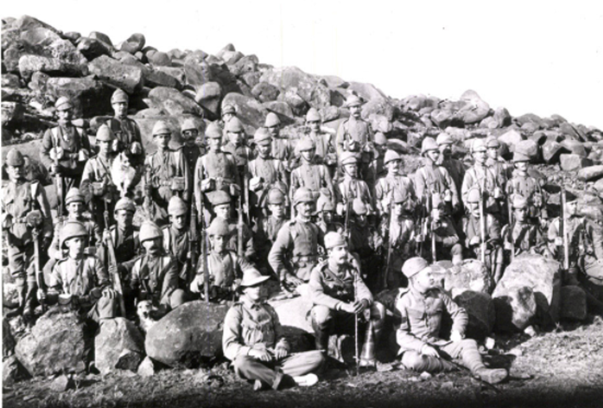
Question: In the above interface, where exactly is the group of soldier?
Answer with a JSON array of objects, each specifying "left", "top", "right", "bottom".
[{"left": 3, "top": 87, "right": 603, "bottom": 391}]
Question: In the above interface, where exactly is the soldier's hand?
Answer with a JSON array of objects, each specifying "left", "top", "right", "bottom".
[
  {"left": 340, "top": 302, "right": 357, "bottom": 314},
  {"left": 504, "top": 241, "right": 513, "bottom": 251},
  {"left": 421, "top": 344, "right": 440, "bottom": 358},
  {"left": 42, "top": 235, "right": 53, "bottom": 252},
  {"left": 51, "top": 165, "right": 61, "bottom": 175},
  {"left": 470, "top": 236, "right": 481, "bottom": 246},
  {"left": 108, "top": 264, "right": 118, "bottom": 278},
  {"left": 37, "top": 289, "right": 46, "bottom": 302},
  {"left": 336, "top": 203, "right": 345, "bottom": 217},
  {"left": 249, "top": 348, "right": 272, "bottom": 362},
  {"left": 103, "top": 230, "right": 112, "bottom": 244},
  {"left": 415, "top": 235, "right": 424, "bottom": 243},
  {"left": 555, "top": 237, "right": 563, "bottom": 247},
  {"left": 274, "top": 346, "right": 288, "bottom": 360},
  {"left": 450, "top": 331, "right": 463, "bottom": 343},
  {"left": 229, "top": 184, "right": 241, "bottom": 197},
  {"left": 353, "top": 299, "right": 369, "bottom": 314},
  {"left": 189, "top": 276, "right": 201, "bottom": 293}
]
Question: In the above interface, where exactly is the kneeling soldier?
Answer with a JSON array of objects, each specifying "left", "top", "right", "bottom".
[
  {"left": 309, "top": 232, "right": 386, "bottom": 367},
  {"left": 48, "top": 221, "right": 119, "bottom": 321},
  {"left": 396, "top": 257, "right": 508, "bottom": 384},
  {"left": 223, "top": 268, "right": 324, "bottom": 390}
]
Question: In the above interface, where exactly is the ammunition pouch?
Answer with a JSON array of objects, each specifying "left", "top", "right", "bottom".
[{"left": 171, "top": 177, "right": 186, "bottom": 192}]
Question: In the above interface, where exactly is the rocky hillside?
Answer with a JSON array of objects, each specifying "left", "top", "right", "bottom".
[{"left": 2, "top": 15, "right": 603, "bottom": 175}]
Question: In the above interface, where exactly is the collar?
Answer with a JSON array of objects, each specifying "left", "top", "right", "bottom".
[{"left": 242, "top": 296, "right": 264, "bottom": 310}]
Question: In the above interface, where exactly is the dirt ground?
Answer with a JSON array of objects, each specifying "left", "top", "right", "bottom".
[{"left": 4, "top": 315, "right": 603, "bottom": 408}]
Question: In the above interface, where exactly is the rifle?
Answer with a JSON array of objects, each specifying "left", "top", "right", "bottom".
[
  {"left": 238, "top": 193, "right": 245, "bottom": 259},
  {"left": 143, "top": 165, "right": 154, "bottom": 221},
  {"left": 243, "top": 171, "right": 251, "bottom": 224},
  {"left": 353, "top": 272, "right": 360, "bottom": 376},
  {"left": 429, "top": 193, "right": 437, "bottom": 262},
  {"left": 507, "top": 194, "right": 514, "bottom": 262},
  {"left": 561, "top": 186, "right": 570, "bottom": 270},
  {"left": 52, "top": 138, "right": 63, "bottom": 218},
  {"left": 188, "top": 200, "right": 199, "bottom": 286},
  {"left": 30, "top": 216, "right": 47, "bottom": 313},
  {"left": 197, "top": 195, "right": 210, "bottom": 304},
  {"left": 479, "top": 183, "right": 487, "bottom": 264},
  {"left": 383, "top": 190, "right": 395, "bottom": 290},
  {"left": 104, "top": 198, "right": 127, "bottom": 317}
]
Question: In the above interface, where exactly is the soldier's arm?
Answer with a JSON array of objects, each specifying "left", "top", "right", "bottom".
[
  {"left": 47, "top": 224, "right": 62, "bottom": 260},
  {"left": 49, "top": 262, "right": 63, "bottom": 293},
  {"left": 39, "top": 130, "right": 55, "bottom": 170},
  {"left": 589, "top": 222, "right": 603, "bottom": 260},
  {"left": 441, "top": 292, "right": 468, "bottom": 336},
  {"left": 354, "top": 270, "right": 374, "bottom": 305},
  {"left": 308, "top": 267, "right": 342, "bottom": 310},
  {"left": 178, "top": 151, "right": 191, "bottom": 202},
  {"left": 460, "top": 171, "right": 474, "bottom": 209},
  {"left": 162, "top": 256, "right": 180, "bottom": 296},
  {"left": 412, "top": 170, "right": 426, "bottom": 203},
  {"left": 440, "top": 221, "right": 460, "bottom": 247},
  {"left": 442, "top": 167, "right": 460, "bottom": 210},
  {"left": 35, "top": 182, "right": 53, "bottom": 238},
  {"left": 321, "top": 165, "right": 335, "bottom": 198},
  {"left": 395, "top": 296, "right": 427, "bottom": 352},
  {"left": 222, "top": 306, "right": 250, "bottom": 361},
  {"left": 193, "top": 157, "right": 203, "bottom": 215},
  {"left": 488, "top": 215, "right": 502, "bottom": 243},
  {"left": 94, "top": 257, "right": 111, "bottom": 289},
  {"left": 268, "top": 305, "right": 290, "bottom": 352},
  {"left": 268, "top": 225, "right": 292, "bottom": 279}
]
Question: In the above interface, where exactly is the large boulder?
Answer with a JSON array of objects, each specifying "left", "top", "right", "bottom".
[
  {"left": 45, "top": 77, "right": 113, "bottom": 118},
  {"left": 560, "top": 286, "right": 587, "bottom": 321},
  {"left": 119, "top": 33, "right": 146, "bottom": 54},
  {"left": 88, "top": 55, "right": 144, "bottom": 93},
  {"left": 560, "top": 154, "right": 592, "bottom": 172},
  {"left": 498, "top": 129, "right": 524, "bottom": 149},
  {"left": 89, "top": 31, "right": 113, "bottom": 46},
  {"left": 77, "top": 37, "right": 113, "bottom": 60},
  {"left": 578, "top": 165, "right": 603, "bottom": 182},
  {"left": 348, "top": 82, "right": 386, "bottom": 102},
  {"left": 19, "top": 27, "right": 61, "bottom": 46},
  {"left": 15, "top": 311, "right": 87, "bottom": 376},
  {"left": 184, "top": 58, "right": 213, "bottom": 88},
  {"left": 194, "top": 81, "right": 222, "bottom": 117},
  {"left": 3, "top": 355, "right": 31, "bottom": 385},
  {"left": 18, "top": 55, "right": 86, "bottom": 80},
  {"left": 456, "top": 90, "right": 491, "bottom": 125},
  {"left": 261, "top": 66, "right": 331, "bottom": 111},
  {"left": 3, "top": 318, "right": 16, "bottom": 359},
  {"left": 362, "top": 97, "right": 395, "bottom": 122},
  {"left": 252, "top": 82, "right": 280, "bottom": 103},
  {"left": 492, "top": 254, "right": 561, "bottom": 332},
  {"left": 143, "top": 67, "right": 182, "bottom": 89},
  {"left": 221, "top": 92, "right": 268, "bottom": 133},
  {"left": 95, "top": 318, "right": 145, "bottom": 375},
  {"left": 145, "top": 301, "right": 228, "bottom": 368},
  {"left": 147, "top": 87, "right": 203, "bottom": 117},
  {"left": 270, "top": 295, "right": 314, "bottom": 352},
  {"left": 277, "top": 89, "right": 308, "bottom": 116},
  {"left": 454, "top": 291, "right": 495, "bottom": 341}
]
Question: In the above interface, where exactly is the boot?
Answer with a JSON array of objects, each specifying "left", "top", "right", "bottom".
[{"left": 473, "top": 367, "right": 508, "bottom": 384}]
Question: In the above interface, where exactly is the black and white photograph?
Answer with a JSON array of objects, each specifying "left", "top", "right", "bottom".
[{"left": 1, "top": 1, "right": 602, "bottom": 407}]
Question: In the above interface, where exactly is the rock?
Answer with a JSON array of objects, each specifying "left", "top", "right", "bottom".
[
  {"left": 261, "top": 66, "right": 331, "bottom": 111},
  {"left": 145, "top": 301, "right": 228, "bottom": 368},
  {"left": 3, "top": 318, "right": 16, "bottom": 359},
  {"left": 154, "top": 66, "right": 186, "bottom": 84},
  {"left": 20, "top": 27, "right": 61, "bottom": 46},
  {"left": 221, "top": 92, "right": 268, "bottom": 132},
  {"left": 362, "top": 97, "right": 395, "bottom": 122},
  {"left": 578, "top": 165, "right": 603, "bottom": 182},
  {"left": 560, "top": 122, "right": 584, "bottom": 141},
  {"left": 18, "top": 55, "right": 86, "bottom": 80},
  {"left": 88, "top": 55, "right": 145, "bottom": 94},
  {"left": 560, "top": 154, "right": 592, "bottom": 172},
  {"left": 149, "top": 51, "right": 171, "bottom": 67},
  {"left": 1, "top": 102, "right": 25, "bottom": 126},
  {"left": 454, "top": 291, "right": 495, "bottom": 341},
  {"left": 2, "top": 355, "right": 31, "bottom": 385},
  {"left": 485, "top": 107, "right": 511, "bottom": 129},
  {"left": 321, "top": 106, "right": 341, "bottom": 123},
  {"left": 12, "top": 15, "right": 59, "bottom": 33},
  {"left": 252, "top": 82, "right": 280, "bottom": 103},
  {"left": 194, "top": 82, "right": 222, "bottom": 117},
  {"left": 143, "top": 68, "right": 182, "bottom": 89},
  {"left": 147, "top": 87, "right": 202, "bottom": 117},
  {"left": 457, "top": 90, "right": 491, "bottom": 124},
  {"left": 515, "top": 139, "right": 539, "bottom": 160},
  {"left": 120, "top": 33, "right": 146, "bottom": 54},
  {"left": 50, "top": 374, "right": 75, "bottom": 392},
  {"left": 437, "top": 259, "right": 493, "bottom": 298},
  {"left": 516, "top": 113, "right": 545, "bottom": 129},
  {"left": 77, "top": 37, "right": 113, "bottom": 60},
  {"left": 542, "top": 141, "right": 567, "bottom": 164},
  {"left": 3, "top": 45, "right": 26, "bottom": 73},
  {"left": 89, "top": 31, "right": 113, "bottom": 46},
  {"left": 45, "top": 77, "right": 113, "bottom": 118},
  {"left": 498, "top": 129, "right": 524, "bottom": 150},
  {"left": 15, "top": 311, "right": 87, "bottom": 377},
  {"left": 95, "top": 318, "right": 145, "bottom": 375},
  {"left": 560, "top": 286, "right": 587, "bottom": 321},
  {"left": 561, "top": 139, "right": 587, "bottom": 157},
  {"left": 348, "top": 82, "right": 386, "bottom": 102},
  {"left": 46, "top": 38, "right": 89, "bottom": 67},
  {"left": 137, "top": 356, "right": 156, "bottom": 377},
  {"left": 230, "top": 54, "right": 259, "bottom": 76},
  {"left": 271, "top": 295, "right": 314, "bottom": 352},
  {"left": 430, "top": 108, "right": 455, "bottom": 128},
  {"left": 277, "top": 89, "right": 308, "bottom": 116},
  {"left": 492, "top": 254, "right": 561, "bottom": 332},
  {"left": 184, "top": 58, "right": 213, "bottom": 88},
  {"left": 263, "top": 101, "right": 295, "bottom": 123},
  {"left": 241, "top": 71, "right": 263, "bottom": 89},
  {"left": 1, "top": 73, "right": 21, "bottom": 88}
]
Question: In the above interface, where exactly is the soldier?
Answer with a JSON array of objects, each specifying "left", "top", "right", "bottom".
[
  {"left": 2, "top": 149, "right": 53, "bottom": 320},
  {"left": 290, "top": 138, "right": 335, "bottom": 204},
  {"left": 128, "top": 221, "right": 187, "bottom": 316},
  {"left": 48, "top": 221, "right": 119, "bottom": 321},
  {"left": 507, "top": 150, "right": 547, "bottom": 225},
  {"left": 253, "top": 188, "right": 288, "bottom": 273},
  {"left": 347, "top": 200, "right": 381, "bottom": 289},
  {"left": 366, "top": 131, "right": 389, "bottom": 189},
  {"left": 194, "top": 122, "right": 241, "bottom": 219},
  {"left": 223, "top": 268, "right": 323, "bottom": 391},
  {"left": 396, "top": 257, "right": 508, "bottom": 384},
  {"left": 223, "top": 117, "right": 254, "bottom": 181},
  {"left": 304, "top": 108, "right": 337, "bottom": 169},
  {"left": 315, "top": 195, "right": 343, "bottom": 235},
  {"left": 418, "top": 195, "right": 463, "bottom": 265},
  {"left": 463, "top": 188, "right": 504, "bottom": 282},
  {"left": 40, "top": 97, "right": 91, "bottom": 213},
  {"left": 502, "top": 195, "right": 550, "bottom": 258},
  {"left": 309, "top": 232, "right": 386, "bottom": 367},
  {"left": 336, "top": 95, "right": 374, "bottom": 179},
  {"left": 80, "top": 125, "right": 120, "bottom": 230},
  {"left": 336, "top": 152, "right": 374, "bottom": 216},
  {"left": 190, "top": 218, "right": 253, "bottom": 303},
  {"left": 269, "top": 187, "right": 325, "bottom": 289},
  {"left": 265, "top": 113, "right": 294, "bottom": 167},
  {"left": 248, "top": 128, "right": 288, "bottom": 220},
  {"left": 143, "top": 121, "right": 190, "bottom": 223},
  {"left": 221, "top": 104, "right": 237, "bottom": 125},
  {"left": 374, "top": 150, "right": 417, "bottom": 217},
  {"left": 106, "top": 89, "right": 144, "bottom": 166},
  {"left": 461, "top": 139, "right": 503, "bottom": 215},
  {"left": 162, "top": 196, "right": 193, "bottom": 286},
  {"left": 209, "top": 190, "right": 255, "bottom": 262},
  {"left": 179, "top": 118, "right": 204, "bottom": 189},
  {"left": 572, "top": 206, "right": 603, "bottom": 306},
  {"left": 414, "top": 137, "right": 460, "bottom": 218},
  {"left": 436, "top": 132, "right": 464, "bottom": 209},
  {"left": 380, "top": 189, "right": 417, "bottom": 288},
  {"left": 485, "top": 136, "right": 510, "bottom": 194}
]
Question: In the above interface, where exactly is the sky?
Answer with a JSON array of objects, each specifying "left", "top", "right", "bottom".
[{"left": 4, "top": 1, "right": 603, "bottom": 129}]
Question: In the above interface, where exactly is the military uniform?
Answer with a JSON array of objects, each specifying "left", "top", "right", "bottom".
[
  {"left": 223, "top": 270, "right": 324, "bottom": 390},
  {"left": 503, "top": 219, "right": 549, "bottom": 257},
  {"left": 336, "top": 96, "right": 373, "bottom": 158},
  {"left": 144, "top": 148, "right": 190, "bottom": 207},
  {"left": 436, "top": 133, "right": 464, "bottom": 208},
  {"left": 374, "top": 151, "right": 417, "bottom": 216},
  {"left": 380, "top": 203, "right": 416, "bottom": 288},
  {"left": 106, "top": 89, "right": 145, "bottom": 166},
  {"left": 507, "top": 152, "right": 547, "bottom": 223}
]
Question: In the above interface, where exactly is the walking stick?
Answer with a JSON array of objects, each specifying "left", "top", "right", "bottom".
[
  {"left": 479, "top": 183, "right": 487, "bottom": 264},
  {"left": 353, "top": 274, "right": 360, "bottom": 376}
]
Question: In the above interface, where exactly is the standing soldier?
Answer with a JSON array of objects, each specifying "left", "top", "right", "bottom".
[
  {"left": 2, "top": 149, "right": 53, "bottom": 321},
  {"left": 106, "top": 89, "right": 144, "bottom": 166},
  {"left": 461, "top": 139, "right": 503, "bottom": 217},
  {"left": 290, "top": 138, "right": 335, "bottom": 204},
  {"left": 436, "top": 132, "right": 464, "bottom": 209},
  {"left": 179, "top": 118, "right": 204, "bottom": 190},
  {"left": 223, "top": 117, "right": 254, "bottom": 181},
  {"left": 269, "top": 188, "right": 325, "bottom": 290},
  {"left": 347, "top": 200, "right": 381, "bottom": 288},
  {"left": 414, "top": 137, "right": 460, "bottom": 218},
  {"left": 485, "top": 136, "right": 510, "bottom": 194},
  {"left": 336, "top": 152, "right": 374, "bottom": 216},
  {"left": 396, "top": 257, "right": 508, "bottom": 384},
  {"left": 40, "top": 97, "right": 91, "bottom": 214},
  {"left": 194, "top": 122, "right": 241, "bottom": 220},
  {"left": 253, "top": 188, "right": 288, "bottom": 274},
  {"left": 143, "top": 121, "right": 190, "bottom": 224},
  {"left": 221, "top": 104, "right": 237, "bottom": 126},
  {"left": 463, "top": 188, "right": 504, "bottom": 282},
  {"left": 127, "top": 221, "right": 187, "bottom": 316},
  {"left": 418, "top": 196, "right": 463, "bottom": 265},
  {"left": 374, "top": 150, "right": 417, "bottom": 218},
  {"left": 309, "top": 232, "right": 386, "bottom": 367},
  {"left": 265, "top": 113, "right": 295, "bottom": 168},
  {"left": 336, "top": 95, "right": 374, "bottom": 179},
  {"left": 304, "top": 108, "right": 337, "bottom": 170},
  {"left": 248, "top": 128, "right": 288, "bottom": 220},
  {"left": 507, "top": 150, "right": 547, "bottom": 225},
  {"left": 502, "top": 195, "right": 550, "bottom": 258},
  {"left": 367, "top": 132, "right": 389, "bottom": 190},
  {"left": 162, "top": 196, "right": 193, "bottom": 287},
  {"left": 81, "top": 125, "right": 120, "bottom": 230}
]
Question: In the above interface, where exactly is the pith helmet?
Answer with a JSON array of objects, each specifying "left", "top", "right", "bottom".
[
  {"left": 421, "top": 137, "right": 438, "bottom": 154},
  {"left": 305, "top": 108, "right": 321, "bottom": 122},
  {"left": 65, "top": 188, "right": 85, "bottom": 205},
  {"left": 512, "top": 194, "right": 528, "bottom": 209},
  {"left": 55, "top": 97, "right": 72, "bottom": 111},
  {"left": 96, "top": 124, "right": 115, "bottom": 142},
  {"left": 324, "top": 232, "right": 347, "bottom": 249},
  {"left": 471, "top": 138, "right": 486, "bottom": 153},
  {"left": 168, "top": 196, "right": 188, "bottom": 216},
  {"left": 266, "top": 188, "right": 286, "bottom": 205},
  {"left": 436, "top": 132, "right": 453, "bottom": 145},
  {"left": 293, "top": 187, "right": 315, "bottom": 206},
  {"left": 111, "top": 89, "right": 129, "bottom": 104},
  {"left": 402, "top": 257, "right": 429, "bottom": 278},
  {"left": 209, "top": 190, "right": 231, "bottom": 206},
  {"left": 114, "top": 197, "right": 136, "bottom": 213},
  {"left": 6, "top": 149, "right": 25, "bottom": 167},
  {"left": 345, "top": 95, "right": 363, "bottom": 107},
  {"left": 374, "top": 132, "right": 388, "bottom": 146},
  {"left": 340, "top": 151, "right": 358, "bottom": 165},
  {"left": 181, "top": 118, "right": 198, "bottom": 133},
  {"left": 207, "top": 217, "right": 230, "bottom": 236},
  {"left": 222, "top": 104, "right": 236, "bottom": 116},
  {"left": 297, "top": 137, "right": 316, "bottom": 152},
  {"left": 152, "top": 120, "right": 171, "bottom": 136},
  {"left": 140, "top": 221, "right": 163, "bottom": 242},
  {"left": 316, "top": 194, "right": 335, "bottom": 212},
  {"left": 512, "top": 151, "right": 530, "bottom": 163},
  {"left": 265, "top": 112, "right": 280, "bottom": 127},
  {"left": 225, "top": 117, "right": 244, "bottom": 133},
  {"left": 254, "top": 128, "right": 272, "bottom": 145},
  {"left": 486, "top": 136, "right": 500, "bottom": 148},
  {"left": 205, "top": 122, "right": 223, "bottom": 139},
  {"left": 384, "top": 150, "right": 401, "bottom": 164},
  {"left": 466, "top": 188, "right": 481, "bottom": 204},
  {"left": 60, "top": 221, "right": 88, "bottom": 249},
  {"left": 240, "top": 268, "right": 270, "bottom": 287}
]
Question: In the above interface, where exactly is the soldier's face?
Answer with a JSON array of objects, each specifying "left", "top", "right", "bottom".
[
  {"left": 426, "top": 150, "right": 440, "bottom": 163},
  {"left": 142, "top": 237, "right": 161, "bottom": 255},
  {"left": 228, "top": 131, "right": 243, "bottom": 145},
  {"left": 567, "top": 201, "right": 579, "bottom": 216},
  {"left": 68, "top": 202, "right": 85, "bottom": 217},
  {"left": 301, "top": 149, "right": 314, "bottom": 161},
  {"left": 214, "top": 204, "right": 231, "bottom": 220},
  {"left": 413, "top": 267, "right": 436, "bottom": 291},
  {"left": 223, "top": 113, "right": 235, "bottom": 122},
  {"left": 322, "top": 210, "right": 334, "bottom": 223},
  {"left": 65, "top": 236, "right": 85, "bottom": 258},
  {"left": 115, "top": 210, "right": 133, "bottom": 228},
  {"left": 183, "top": 130, "right": 198, "bottom": 144},
  {"left": 256, "top": 143, "right": 271, "bottom": 157},
  {"left": 329, "top": 245, "right": 349, "bottom": 265},
  {"left": 344, "top": 163, "right": 358, "bottom": 177},
  {"left": 297, "top": 201, "right": 314, "bottom": 218},
  {"left": 515, "top": 162, "right": 528, "bottom": 172},
  {"left": 155, "top": 134, "right": 170, "bottom": 149},
  {"left": 394, "top": 202, "right": 404, "bottom": 217},
  {"left": 210, "top": 235, "right": 226, "bottom": 252},
  {"left": 386, "top": 160, "right": 400, "bottom": 174},
  {"left": 487, "top": 147, "right": 498, "bottom": 160},
  {"left": 269, "top": 204, "right": 284, "bottom": 219},
  {"left": 474, "top": 150, "right": 487, "bottom": 164},
  {"left": 98, "top": 140, "right": 112, "bottom": 155},
  {"left": 57, "top": 108, "right": 72, "bottom": 122},
  {"left": 209, "top": 137, "right": 221, "bottom": 150},
  {"left": 7, "top": 165, "right": 25, "bottom": 181},
  {"left": 355, "top": 214, "right": 367, "bottom": 226},
  {"left": 266, "top": 125, "right": 279, "bottom": 137},
  {"left": 307, "top": 120, "right": 320, "bottom": 132},
  {"left": 515, "top": 207, "right": 527, "bottom": 222},
  {"left": 243, "top": 283, "right": 264, "bottom": 302},
  {"left": 171, "top": 214, "right": 186, "bottom": 230},
  {"left": 349, "top": 105, "right": 361, "bottom": 118},
  {"left": 439, "top": 144, "right": 452, "bottom": 157},
  {"left": 112, "top": 102, "right": 127, "bottom": 118}
]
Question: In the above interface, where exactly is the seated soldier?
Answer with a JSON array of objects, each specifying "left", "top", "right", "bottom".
[
  {"left": 462, "top": 188, "right": 504, "bottom": 282},
  {"left": 309, "top": 232, "right": 386, "bottom": 367},
  {"left": 418, "top": 195, "right": 463, "bottom": 265},
  {"left": 190, "top": 218, "right": 253, "bottom": 303},
  {"left": 252, "top": 188, "right": 288, "bottom": 274},
  {"left": 209, "top": 190, "right": 255, "bottom": 262},
  {"left": 396, "top": 257, "right": 508, "bottom": 384},
  {"left": 162, "top": 196, "right": 193, "bottom": 286},
  {"left": 347, "top": 200, "right": 381, "bottom": 289},
  {"left": 223, "top": 268, "right": 324, "bottom": 391},
  {"left": 127, "top": 221, "right": 187, "bottom": 317},
  {"left": 47, "top": 221, "right": 119, "bottom": 322},
  {"left": 502, "top": 194, "right": 551, "bottom": 259}
]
